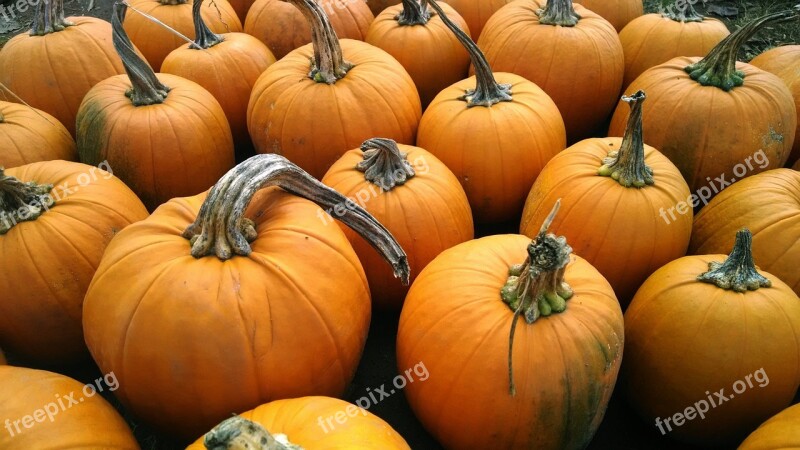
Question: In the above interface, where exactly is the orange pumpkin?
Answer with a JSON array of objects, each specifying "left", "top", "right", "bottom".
[
  {"left": 397, "top": 202, "right": 624, "bottom": 449},
  {"left": 227, "top": 0, "right": 257, "bottom": 22},
  {"left": 322, "top": 138, "right": 473, "bottom": 309},
  {"left": 443, "top": 0, "right": 513, "bottom": 39},
  {"left": 624, "top": 229, "right": 800, "bottom": 446},
  {"left": 0, "top": 161, "right": 147, "bottom": 367},
  {"left": 244, "top": 0, "right": 373, "bottom": 59},
  {"left": 740, "top": 403, "right": 800, "bottom": 450},
  {"left": 77, "top": 3, "right": 235, "bottom": 211},
  {"left": 0, "top": 0, "right": 126, "bottom": 137},
  {"left": 366, "top": 0, "right": 398, "bottom": 15},
  {"left": 0, "top": 101, "right": 76, "bottom": 168},
  {"left": 575, "top": 0, "right": 642, "bottom": 32},
  {"left": 186, "top": 397, "right": 410, "bottom": 449},
  {"left": 83, "top": 154, "right": 409, "bottom": 440},
  {"left": 478, "top": 0, "right": 624, "bottom": 144}
]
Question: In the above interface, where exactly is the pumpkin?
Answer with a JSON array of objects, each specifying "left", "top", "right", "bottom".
[
  {"left": 227, "top": 0, "right": 257, "bottom": 22},
  {"left": 162, "top": 0, "right": 276, "bottom": 159},
  {"left": 186, "top": 397, "right": 410, "bottom": 449},
  {"left": 397, "top": 202, "right": 624, "bottom": 449},
  {"left": 750, "top": 45, "right": 800, "bottom": 165},
  {"left": 244, "top": 0, "right": 373, "bottom": 60},
  {"left": 83, "top": 154, "right": 409, "bottom": 440},
  {"left": 247, "top": 0, "right": 420, "bottom": 180},
  {"left": 690, "top": 169, "right": 800, "bottom": 296},
  {"left": 575, "top": 0, "right": 642, "bottom": 32},
  {"left": 321, "top": 138, "right": 473, "bottom": 309},
  {"left": 417, "top": 0, "right": 565, "bottom": 224},
  {"left": 365, "top": 0, "right": 471, "bottom": 109},
  {"left": 0, "top": 365, "right": 139, "bottom": 449},
  {"left": 619, "top": 3, "right": 729, "bottom": 88},
  {"left": 623, "top": 229, "right": 800, "bottom": 446},
  {"left": 122, "top": 0, "right": 242, "bottom": 71},
  {"left": 478, "top": 0, "right": 624, "bottom": 144},
  {"left": 77, "top": 3, "right": 235, "bottom": 211},
  {"left": 0, "top": 101, "right": 76, "bottom": 168},
  {"left": 366, "top": 0, "right": 399, "bottom": 16},
  {"left": 0, "top": 161, "right": 147, "bottom": 367},
  {"left": 443, "top": 0, "right": 512, "bottom": 39},
  {"left": 520, "top": 91, "right": 691, "bottom": 306},
  {"left": 740, "top": 403, "right": 800, "bottom": 450},
  {"left": 608, "top": 12, "right": 797, "bottom": 193},
  {"left": 0, "top": 0, "right": 126, "bottom": 137}
]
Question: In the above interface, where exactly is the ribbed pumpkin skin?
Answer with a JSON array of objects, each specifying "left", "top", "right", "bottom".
[
  {"left": 321, "top": 146, "right": 473, "bottom": 309},
  {"left": 76, "top": 73, "right": 235, "bottom": 211},
  {"left": 367, "top": 0, "right": 399, "bottom": 15},
  {"left": 751, "top": 45, "right": 800, "bottom": 165},
  {"left": 478, "top": 1, "right": 624, "bottom": 144},
  {"left": 162, "top": 33, "right": 276, "bottom": 148},
  {"left": 83, "top": 189, "right": 371, "bottom": 440},
  {"left": 0, "top": 17, "right": 125, "bottom": 137},
  {"left": 619, "top": 13, "right": 729, "bottom": 88},
  {"left": 740, "top": 403, "right": 800, "bottom": 450},
  {"left": 122, "top": 0, "right": 242, "bottom": 71},
  {"left": 520, "top": 140, "right": 691, "bottom": 305},
  {"left": 608, "top": 58, "right": 796, "bottom": 192},
  {"left": 366, "top": 3, "right": 470, "bottom": 109},
  {"left": 623, "top": 256, "right": 800, "bottom": 446},
  {"left": 248, "top": 40, "right": 421, "bottom": 180},
  {"left": 0, "top": 366, "right": 139, "bottom": 449},
  {"left": 0, "top": 101, "right": 76, "bottom": 168},
  {"left": 0, "top": 161, "right": 147, "bottom": 366},
  {"left": 690, "top": 169, "right": 800, "bottom": 296},
  {"left": 244, "top": 0, "right": 373, "bottom": 59},
  {"left": 397, "top": 235, "right": 623, "bottom": 450},
  {"left": 186, "top": 397, "right": 410, "bottom": 449},
  {"left": 443, "top": 0, "right": 513, "bottom": 39},
  {"left": 575, "top": 0, "right": 643, "bottom": 32}
]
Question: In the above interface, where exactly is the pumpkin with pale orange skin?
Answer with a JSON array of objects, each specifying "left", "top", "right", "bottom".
[
  {"left": 740, "top": 403, "right": 800, "bottom": 450},
  {"left": 576, "top": 0, "right": 642, "bottom": 32},
  {"left": 0, "top": 101, "right": 75, "bottom": 168}
]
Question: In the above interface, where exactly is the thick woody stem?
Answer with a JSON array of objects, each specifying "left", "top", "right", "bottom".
[
  {"left": 537, "top": 0, "right": 580, "bottom": 27},
  {"left": 191, "top": 0, "right": 224, "bottom": 49},
  {"left": 598, "top": 91, "right": 654, "bottom": 187},
  {"left": 697, "top": 229, "right": 771, "bottom": 292},
  {"left": 31, "top": 0, "right": 73, "bottom": 36},
  {"left": 204, "top": 416, "right": 304, "bottom": 450},
  {"left": 0, "top": 168, "right": 54, "bottom": 235},
  {"left": 356, "top": 138, "right": 415, "bottom": 191},
  {"left": 396, "top": 0, "right": 430, "bottom": 25},
  {"left": 284, "top": 0, "right": 353, "bottom": 84}
]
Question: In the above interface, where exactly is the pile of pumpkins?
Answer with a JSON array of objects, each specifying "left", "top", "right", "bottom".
[{"left": 0, "top": 0, "right": 799, "bottom": 447}]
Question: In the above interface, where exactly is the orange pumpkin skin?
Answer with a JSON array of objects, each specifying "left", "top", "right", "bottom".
[
  {"left": 751, "top": 45, "right": 800, "bottom": 164},
  {"left": 740, "top": 403, "right": 800, "bottom": 450},
  {"left": 248, "top": 40, "right": 421, "bottom": 180},
  {"left": 122, "top": 0, "right": 242, "bottom": 71},
  {"left": 478, "top": 1, "right": 624, "bottom": 144},
  {"left": 397, "top": 235, "right": 623, "bottom": 449},
  {"left": 0, "top": 366, "right": 139, "bottom": 449},
  {"left": 690, "top": 169, "right": 800, "bottom": 296},
  {"left": 0, "top": 17, "right": 125, "bottom": 137},
  {"left": 321, "top": 145, "right": 473, "bottom": 309},
  {"left": 623, "top": 256, "right": 800, "bottom": 446},
  {"left": 77, "top": 73, "right": 235, "bottom": 211},
  {"left": 227, "top": 0, "right": 257, "bottom": 22},
  {"left": 83, "top": 189, "right": 371, "bottom": 440},
  {"left": 0, "top": 101, "right": 76, "bottom": 168},
  {"left": 366, "top": 0, "right": 399, "bottom": 16},
  {"left": 443, "top": 0, "right": 513, "bottom": 39},
  {"left": 186, "top": 397, "right": 410, "bottom": 449},
  {"left": 0, "top": 161, "right": 147, "bottom": 367},
  {"left": 575, "top": 0, "right": 643, "bottom": 32},
  {"left": 795, "top": 158, "right": 800, "bottom": 170},
  {"left": 619, "top": 13, "right": 729, "bottom": 88},
  {"left": 244, "top": 0, "right": 373, "bottom": 59}
]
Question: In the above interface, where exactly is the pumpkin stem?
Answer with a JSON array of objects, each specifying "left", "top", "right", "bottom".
[
  {"left": 501, "top": 199, "right": 573, "bottom": 395},
  {"left": 190, "top": 0, "right": 224, "bottom": 49},
  {"left": 426, "top": 0, "right": 511, "bottom": 107},
  {"left": 598, "top": 91, "right": 654, "bottom": 187},
  {"left": 537, "top": 0, "right": 580, "bottom": 27},
  {"left": 284, "top": 0, "right": 353, "bottom": 84},
  {"left": 112, "top": 2, "right": 171, "bottom": 105},
  {"left": 204, "top": 416, "right": 304, "bottom": 450},
  {"left": 0, "top": 168, "right": 54, "bottom": 235},
  {"left": 159, "top": 0, "right": 189, "bottom": 4},
  {"left": 661, "top": 0, "right": 703, "bottom": 23},
  {"left": 396, "top": 0, "right": 430, "bottom": 25},
  {"left": 31, "top": 0, "right": 73, "bottom": 36},
  {"left": 684, "top": 10, "right": 798, "bottom": 91},
  {"left": 356, "top": 138, "right": 415, "bottom": 191},
  {"left": 182, "top": 154, "right": 411, "bottom": 283},
  {"left": 697, "top": 229, "right": 772, "bottom": 292}
]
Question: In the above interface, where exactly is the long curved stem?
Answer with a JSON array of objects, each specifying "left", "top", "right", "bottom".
[
  {"left": 697, "top": 229, "right": 771, "bottom": 292},
  {"left": 396, "top": 0, "right": 430, "bottom": 25},
  {"left": 356, "top": 138, "right": 415, "bottom": 191},
  {"left": 31, "top": 0, "right": 73, "bottom": 36},
  {"left": 0, "top": 168, "right": 54, "bottom": 235},
  {"left": 191, "top": 0, "right": 224, "bottom": 49},
  {"left": 598, "top": 91, "right": 654, "bottom": 187},
  {"left": 537, "top": 0, "right": 580, "bottom": 27},
  {"left": 204, "top": 416, "right": 303, "bottom": 450},
  {"left": 284, "top": 0, "right": 353, "bottom": 84}
]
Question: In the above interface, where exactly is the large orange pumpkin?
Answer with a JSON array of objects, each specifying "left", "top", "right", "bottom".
[
  {"left": 322, "top": 138, "right": 473, "bottom": 309},
  {"left": 608, "top": 12, "right": 797, "bottom": 193},
  {"left": 740, "top": 403, "right": 800, "bottom": 450},
  {"left": 443, "top": 0, "right": 513, "bottom": 39},
  {"left": 575, "top": 0, "right": 643, "bottom": 32},
  {"left": 77, "top": 3, "right": 235, "bottom": 211},
  {"left": 247, "top": 0, "right": 420, "bottom": 180},
  {"left": 478, "top": 0, "right": 623, "bottom": 144},
  {"left": 0, "top": 0, "right": 126, "bottom": 137},
  {"left": 0, "top": 161, "right": 147, "bottom": 367},
  {"left": 624, "top": 229, "right": 800, "bottom": 446},
  {"left": 83, "top": 154, "right": 409, "bottom": 440},
  {"left": 397, "top": 203, "right": 624, "bottom": 449},
  {"left": 186, "top": 397, "right": 410, "bottom": 449},
  {"left": 417, "top": 0, "right": 565, "bottom": 224},
  {"left": 0, "top": 101, "right": 75, "bottom": 168}
]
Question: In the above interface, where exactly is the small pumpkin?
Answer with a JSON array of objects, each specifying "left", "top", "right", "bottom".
[
  {"left": 575, "top": 0, "right": 643, "bottom": 32},
  {"left": 623, "top": 229, "right": 800, "bottom": 446},
  {"left": 186, "top": 397, "right": 410, "bottom": 449},
  {"left": 740, "top": 403, "right": 800, "bottom": 450},
  {"left": 0, "top": 101, "right": 76, "bottom": 168},
  {"left": 443, "top": 0, "right": 513, "bottom": 39}
]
